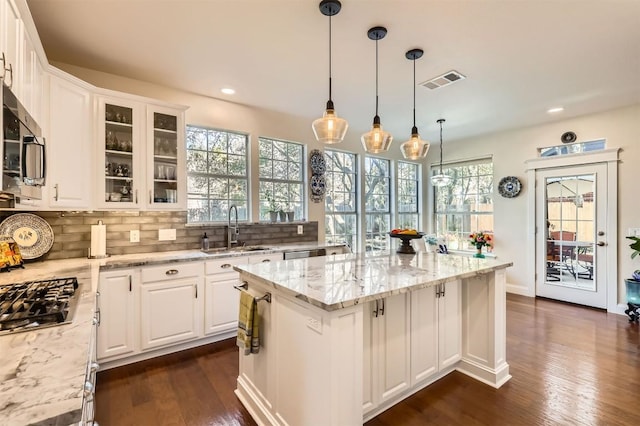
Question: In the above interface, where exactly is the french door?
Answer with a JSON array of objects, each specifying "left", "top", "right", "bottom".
[{"left": 535, "top": 163, "right": 608, "bottom": 308}]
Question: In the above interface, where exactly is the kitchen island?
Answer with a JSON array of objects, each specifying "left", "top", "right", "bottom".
[{"left": 234, "top": 251, "right": 513, "bottom": 426}]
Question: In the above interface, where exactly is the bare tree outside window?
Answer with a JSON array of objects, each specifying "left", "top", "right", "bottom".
[
  {"left": 186, "top": 126, "right": 248, "bottom": 223},
  {"left": 258, "top": 137, "right": 305, "bottom": 220},
  {"left": 325, "top": 150, "right": 358, "bottom": 250},
  {"left": 365, "top": 157, "right": 391, "bottom": 252},
  {"left": 397, "top": 161, "right": 420, "bottom": 230},
  {"left": 434, "top": 160, "right": 493, "bottom": 251}
]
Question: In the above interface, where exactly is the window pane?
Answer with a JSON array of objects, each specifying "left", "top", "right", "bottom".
[
  {"left": 434, "top": 160, "right": 493, "bottom": 252},
  {"left": 325, "top": 150, "right": 358, "bottom": 250},
  {"left": 258, "top": 137, "right": 306, "bottom": 221},
  {"left": 186, "top": 125, "right": 248, "bottom": 223}
]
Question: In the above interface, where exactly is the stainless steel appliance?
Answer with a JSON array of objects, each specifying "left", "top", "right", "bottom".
[
  {"left": 283, "top": 248, "right": 327, "bottom": 260},
  {"left": 2, "top": 83, "right": 46, "bottom": 201},
  {"left": 0, "top": 277, "right": 79, "bottom": 334}
]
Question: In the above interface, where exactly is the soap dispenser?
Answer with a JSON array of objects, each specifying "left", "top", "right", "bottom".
[{"left": 202, "top": 233, "right": 210, "bottom": 251}]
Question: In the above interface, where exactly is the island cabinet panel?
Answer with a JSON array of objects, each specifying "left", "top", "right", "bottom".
[
  {"left": 409, "top": 285, "right": 439, "bottom": 384},
  {"left": 97, "top": 269, "right": 137, "bottom": 360},
  {"left": 363, "top": 292, "right": 411, "bottom": 414},
  {"left": 438, "top": 280, "right": 462, "bottom": 370},
  {"left": 140, "top": 263, "right": 203, "bottom": 350}
]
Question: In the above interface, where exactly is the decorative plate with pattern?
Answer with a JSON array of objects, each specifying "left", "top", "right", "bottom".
[
  {"left": 498, "top": 176, "right": 522, "bottom": 198},
  {"left": 0, "top": 213, "right": 55, "bottom": 259},
  {"left": 310, "top": 173, "right": 326, "bottom": 196},
  {"left": 309, "top": 149, "right": 326, "bottom": 174}
]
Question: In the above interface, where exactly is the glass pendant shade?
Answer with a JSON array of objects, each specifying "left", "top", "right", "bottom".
[
  {"left": 361, "top": 117, "right": 392, "bottom": 153},
  {"left": 432, "top": 173, "right": 452, "bottom": 187},
  {"left": 400, "top": 130, "right": 430, "bottom": 160},
  {"left": 312, "top": 101, "right": 348, "bottom": 144},
  {"left": 431, "top": 118, "right": 451, "bottom": 187}
]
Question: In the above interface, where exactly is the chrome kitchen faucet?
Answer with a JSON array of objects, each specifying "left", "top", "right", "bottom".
[{"left": 228, "top": 205, "right": 239, "bottom": 249}]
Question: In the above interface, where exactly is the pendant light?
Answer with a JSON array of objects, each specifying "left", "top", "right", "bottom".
[
  {"left": 312, "top": 0, "right": 348, "bottom": 145},
  {"left": 400, "top": 49, "right": 430, "bottom": 160},
  {"left": 361, "top": 26, "right": 392, "bottom": 153},
  {"left": 432, "top": 118, "right": 452, "bottom": 187}
]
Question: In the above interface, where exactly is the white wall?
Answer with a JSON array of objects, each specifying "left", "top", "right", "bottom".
[
  {"left": 429, "top": 104, "right": 640, "bottom": 304},
  {"left": 54, "top": 62, "right": 640, "bottom": 304}
]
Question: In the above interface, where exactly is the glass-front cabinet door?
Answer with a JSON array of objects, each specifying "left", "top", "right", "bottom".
[
  {"left": 146, "top": 106, "right": 184, "bottom": 209},
  {"left": 98, "top": 98, "right": 141, "bottom": 208}
]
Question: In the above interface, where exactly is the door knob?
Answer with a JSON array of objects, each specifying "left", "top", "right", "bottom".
[{"left": 597, "top": 241, "right": 606, "bottom": 246}]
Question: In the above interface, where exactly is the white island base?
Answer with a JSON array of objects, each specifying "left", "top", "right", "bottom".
[{"left": 235, "top": 257, "right": 511, "bottom": 426}]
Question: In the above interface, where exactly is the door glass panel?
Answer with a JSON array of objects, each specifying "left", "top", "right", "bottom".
[
  {"left": 105, "top": 104, "right": 134, "bottom": 203},
  {"left": 152, "top": 112, "right": 178, "bottom": 204},
  {"left": 545, "top": 174, "right": 595, "bottom": 291}
]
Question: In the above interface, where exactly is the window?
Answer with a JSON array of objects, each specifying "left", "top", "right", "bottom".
[
  {"left": 258, "top": 137, "right": 304, "bottom": 220},
  {"left": 434, "top": 159, "right": 493, "bottom": 251},
  {"left": 186, "top": 126, "right": 248, "bottom": 222},
  {"left": 397, "top": 161, "right": 420, "bottom": 230},
  {"left": 364, "top": 156, "right": 391, "bottom": 252},
  {"left": 325, "top": 150, "right": 358, "bottom": 250},
  {"left": 539, "top": 139, "right": 605, "bottom": 157}
]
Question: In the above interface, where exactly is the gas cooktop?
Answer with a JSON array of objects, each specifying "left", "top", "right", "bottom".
[{"left": 0, "top": 277, "right": 80, "bottom": 335}]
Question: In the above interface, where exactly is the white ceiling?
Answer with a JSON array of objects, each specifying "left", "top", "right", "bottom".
[{"left": 26, "top": 0, "right": 640, "bottom": 143}]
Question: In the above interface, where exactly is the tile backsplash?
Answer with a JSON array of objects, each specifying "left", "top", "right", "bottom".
[{"left": 0, "top": 211, "right": 318, "bottom": 261}]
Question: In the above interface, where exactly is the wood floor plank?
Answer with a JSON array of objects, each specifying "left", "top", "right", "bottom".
[{"left": 95, "top": 295, "right": 640, "bottom": 425}]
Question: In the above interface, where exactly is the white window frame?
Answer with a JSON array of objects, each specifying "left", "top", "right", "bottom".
[
  {"left": 325, "top": 149, "right": 359, "bottom": 251},
  {"left": 364, "top": 156, "right": 391, "bottom": 252},
  {"left": 397, "top": 161, "right": 421, "bottom": 231}
]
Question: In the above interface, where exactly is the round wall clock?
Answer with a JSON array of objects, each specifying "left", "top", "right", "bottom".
[{"left": 498, "top": 176, "right": 522, "bottom": 198}]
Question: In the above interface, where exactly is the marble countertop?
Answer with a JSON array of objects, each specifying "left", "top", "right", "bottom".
[
  {"left": 234, "top": 251, "right": 513, "bottom": 311},
  {"left": 0, "top": 241, "right": 347, "bottom": 425}
]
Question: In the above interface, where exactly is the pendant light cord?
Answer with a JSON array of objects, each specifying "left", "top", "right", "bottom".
[
  {"left": 375, "top": 38, "right": 379, "bottom": 117},
  {"left": 328, "top": 14, "right": 333, "bottom": 103},
  {"left": 439, "top": 120, "right": 444, "bottom": 174},
  {"left": 412, "top": 57, "right": 416, "bottom": 129}
]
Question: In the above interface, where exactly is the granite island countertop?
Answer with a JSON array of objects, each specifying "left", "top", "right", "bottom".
[
  {"left": 0, "top": 241, "right": 347, "bottom": 426},
  {"left": 234, "top": 251, "right": 513, "bottom": 311}
]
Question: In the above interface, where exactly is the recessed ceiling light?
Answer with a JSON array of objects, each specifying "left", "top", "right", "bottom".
[
  {"left": 547, "top": 107, "right": 564, "bottom": 113},
  {"left": 221, "top": 88, "right": 235, "bottom": 95}
]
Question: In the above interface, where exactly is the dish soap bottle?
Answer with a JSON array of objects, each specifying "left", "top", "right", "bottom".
[{"left": 201, "top": 233, "right": 209, "bottom": 251}]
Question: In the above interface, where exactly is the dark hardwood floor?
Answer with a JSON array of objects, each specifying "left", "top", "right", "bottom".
[{"left": 96, "top": 294, "right": 640, "bottom": 425}]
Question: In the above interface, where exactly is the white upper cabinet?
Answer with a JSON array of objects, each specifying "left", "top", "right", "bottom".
[
  {"left": 0, "top": 0, "right": 21, "bottom": 93},
  {"left": 47, "top": 70, "right": 93, "bottom": 209},
  {"left": 145, "top": 104, "right": 186, "bottom": 209}
]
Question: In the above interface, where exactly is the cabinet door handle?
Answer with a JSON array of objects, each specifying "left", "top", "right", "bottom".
[
  {"left": 220, "top": 263, "right": 232, "bottom": 269},
  {"left": 380, "top": 299, "right": 385, "bottom": 316},
  {"left": 441, "top": 283, "right": 446, "bottom": 297},
  {"left": 166, "top": 269, "right": 179, "bottom": 275},
  {"left": 194, "top": 284, "right": 198, "bottom": 299},
  {"left": 95, "top": 309, "right": 100, "bottom": 326},
  {"left": 135, "top": 189, "right": 138, "bottom": 204},
  {"left": 54, "top": 184, "right": 59, "bottom": 201},
  {"left": 149, "top": 190, "right": 152, "bottom": 204},
  {"left": 0, "top": 52, "right": 5, "bottom": 79},
  {"left": 373, "top": 300, "right": 379, "bottom": 318},
  {"left": 129, "top": 275, "right": 132, "bottom": 292}
]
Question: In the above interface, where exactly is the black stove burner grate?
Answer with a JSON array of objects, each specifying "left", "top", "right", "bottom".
[{"left": 0, "top": 277, "right": 78, "bottom": 332}]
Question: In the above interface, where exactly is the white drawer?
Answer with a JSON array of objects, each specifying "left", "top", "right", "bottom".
[
  {"left": 205, "top": 256, "right": 252, "bottom": 275},
  {"left": 141, "top": 262, "right": 204, "bottom": 283},
  {"left": 249, "top": 253, "right": 282, "bottom": 264}
]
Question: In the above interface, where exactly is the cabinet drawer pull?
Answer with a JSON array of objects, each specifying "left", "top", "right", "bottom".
[
  {"left": 220, "top": 263, "right": 232, "bottom": 269},
  {"left": 54, "top": 184, "right": 59, "bottom": 201},
  {"left": 261, "top": 259, "right": 271, "bottom": 263},
  {"left": 165, "top": 269, "right": 179, "bottom": 275},
  {"left": 5, "top": 63, "right": 12, "bottom": 88}
]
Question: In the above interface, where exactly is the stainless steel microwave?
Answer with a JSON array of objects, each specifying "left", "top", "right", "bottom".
[{"left": 2, "top": 83, "right": 46, "bottom": 200}]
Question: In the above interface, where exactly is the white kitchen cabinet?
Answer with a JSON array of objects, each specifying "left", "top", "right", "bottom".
[
  {"left": 96, "top": 95, "right": 143, "bottom": 208},
  {"left": 47, "top": 69, "right": 93, "bottom": 209},
  {"left": 410, "top": 280, "right": 461, "bottom": 386},
  {"left": 140, "top": 262, "right": 203, "bottom": 350},
  {"left": 203, "top": 253, "right": 279, "bottom": 337},
  {"left": 97, "top": 269, "right": 137, "bottom": 361},
  {"left": 0, "top": 0, "right": 21, "bottom": 93},
  {"left": 363, "top": 293, "right": 411, "bottom": 414},
  {"left": 145, "top": 104, "right": 185, "bottom": 209}
]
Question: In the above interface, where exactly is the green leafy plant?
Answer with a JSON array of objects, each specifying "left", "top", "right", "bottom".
[
  {"left": 628, "top": 236, "right": 640, "bottom": 259},
  {"left": 264, "top": 190, "right": 280, "bottom": 212}
]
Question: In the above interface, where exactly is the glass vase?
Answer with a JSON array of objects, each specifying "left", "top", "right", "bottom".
[{"left": 474, "top": 244, "right": 485, "bottom": 258}]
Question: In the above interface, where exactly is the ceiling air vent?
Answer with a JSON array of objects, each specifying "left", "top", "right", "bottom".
[{"left": 420, "top": 70, "right": 466, "bottom": 90}]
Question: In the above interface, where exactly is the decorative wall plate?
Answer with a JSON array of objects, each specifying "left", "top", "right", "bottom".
[
  {"left": 561, "top": 131, "right": 577, "bottom": 144},
  {"left": 309, "top": 173, "right": 326, "bottom": 203},
  {"left": 0, "top": 213, "right": 55, "bottom": 259},
  {"left": 498, "top": 176, "right": 522, "bottom": 198},
  {"left": 309, "top": 149, "right": 326, "bottom": 174}
]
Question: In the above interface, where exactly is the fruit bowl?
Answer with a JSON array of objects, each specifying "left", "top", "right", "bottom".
[{"left": 389, "top": 231, "right": 425, "bottom": 254}]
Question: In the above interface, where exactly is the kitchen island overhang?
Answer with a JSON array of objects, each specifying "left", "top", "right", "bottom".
[{"left": 233, "top": 252, "right": 513, "bottom": 426}]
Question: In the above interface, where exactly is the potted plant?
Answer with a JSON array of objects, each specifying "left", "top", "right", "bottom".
[
  {"left": 625, "top": 236, "right": 640, "bottom": 305},
  {"left": 265, "top": 191, "right": 279, "bottom": 222},
  {"left": 285, "top": 204, "right": 295, "bottom": 222}
]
